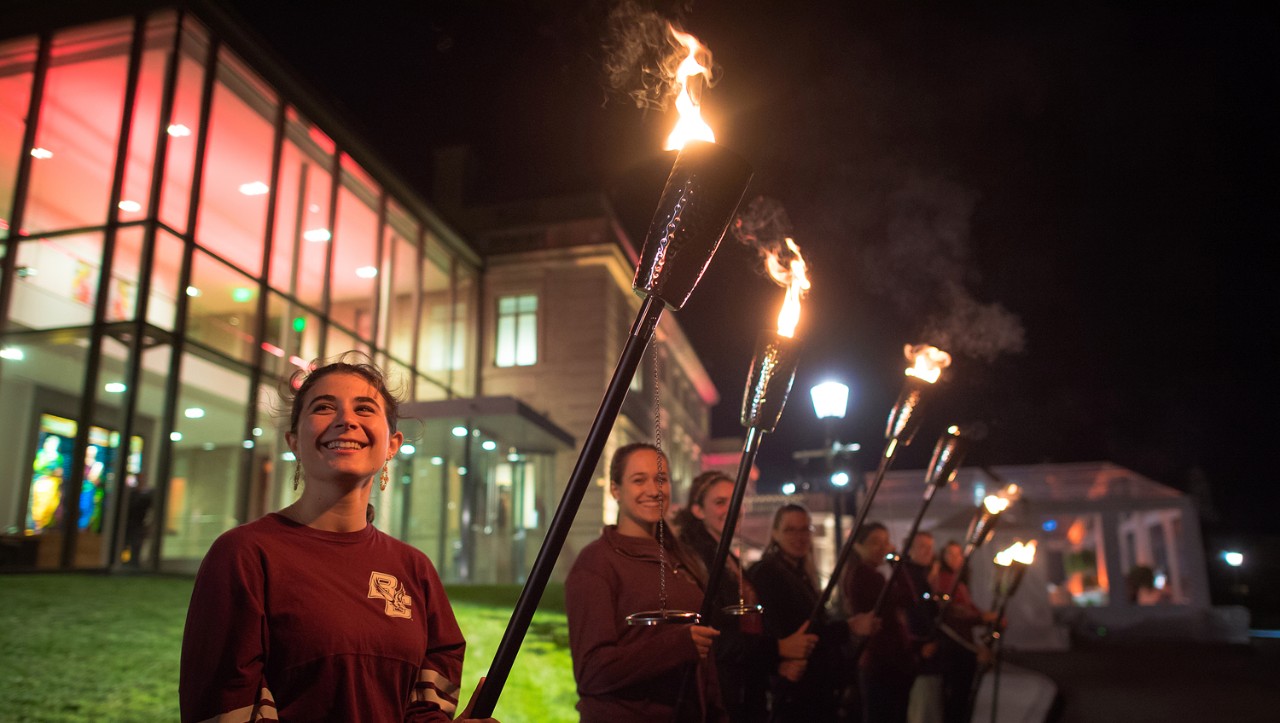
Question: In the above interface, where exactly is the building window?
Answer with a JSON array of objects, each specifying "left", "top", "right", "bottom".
[{"left": 495, "top": 294, "right": 537, "bottom": 367}]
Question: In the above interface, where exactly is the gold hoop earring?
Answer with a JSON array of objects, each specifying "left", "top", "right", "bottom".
[
  {"left": 380, "top": 465, "right": 389, "bottom": 492},
  {"left": 293, "top": 464, "right": 301, "bottom": 491}
]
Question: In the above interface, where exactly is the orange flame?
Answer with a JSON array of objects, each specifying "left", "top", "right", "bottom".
[
  {"left": 982, "top": 495, "right": 1010, "bottom": 515},
  {"left": 995, "top": 540, "right": 1038, "bottom": 566},
  {"left": 903, "top": 344, "right": 952, "bottom": 384},
  {"left": 765, "top": 238, "right": 810, "bottom": 338},
  {"left": 664, "top": 27, "right": 716, "bottom": 151}
]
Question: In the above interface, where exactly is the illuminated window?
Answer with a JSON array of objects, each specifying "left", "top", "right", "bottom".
[{"left": 495, "top": 294, "right": 537, "bottom": 367}]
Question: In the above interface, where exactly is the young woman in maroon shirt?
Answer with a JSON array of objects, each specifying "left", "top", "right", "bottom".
[
  {"left": 180, "top": 355, "right": 496, "bottom": 722},
  {"left": 565, "top": 443, "right": 726, "bottom": 722}
]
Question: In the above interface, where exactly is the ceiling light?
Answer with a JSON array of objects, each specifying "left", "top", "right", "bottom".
[
  {"left": 117, "top": 200, "right": 142, "bottom": 213},
  {"left": 183, "top": 407, "right": 205, "bottom": 419},
  {"left": 0, "top": 347, "right": 24, "bottom": 361},
  {"left": 238, "top": 181, "right": 269, "bottom": 196},
  {"left": 104, "top": 382, "right": 127, "bottom": 393},
  {"left": 400, "top": 444, "right": 416, "bottom": 455},
  {"left": 30, "top": 147, "right": 53, "bottom": 159},
  {"left": 355, "top": 266, "right": 378, "bottom": 279},
  {"left": 303, "top": 228, "right": 331, "bottom": 242},
  {"left": 451, "top": 426, "right": 468, "bottom": 437},
  {"left": 185, "top": 286, "right": 201, "bottom": 297},
  {"left": 167, "top": 123, "right": 192, "bottom": 137},
  {"left": 169, "top": 431, "right": 183, "bottom": 442},
  {"left": 481, "top": 440, "right": 497, "bottom": 451}
]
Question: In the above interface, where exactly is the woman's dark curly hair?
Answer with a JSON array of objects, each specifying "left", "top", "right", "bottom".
[{"left": 282, "top": 352, "right": 404, "bottom": 433}]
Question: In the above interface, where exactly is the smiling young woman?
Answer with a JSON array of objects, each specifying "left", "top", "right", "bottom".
[
  {"left": 179, "top": 353, "right": 496, "bottom": 723},
  {"left": 564, "top": 443, "right": 727, "bottom": 722}
]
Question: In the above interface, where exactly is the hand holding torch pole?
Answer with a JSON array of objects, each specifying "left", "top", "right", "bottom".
[
  {"left": 471, "top": 140, "right": 751, "bottom": 718},
  {"left": 867, "top": 424, "right": 974, "bottom": 620},
  {"left": 809, "top": 344, "right": 952, "bottom": 622}
]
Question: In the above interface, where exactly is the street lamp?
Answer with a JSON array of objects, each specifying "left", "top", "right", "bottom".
[{"left": 810, "top": 380, "right": 851, "bottom": 546}]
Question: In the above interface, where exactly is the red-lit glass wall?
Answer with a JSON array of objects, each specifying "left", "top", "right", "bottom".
[{"left": 0, "top": 11, "right": 478, "bottom": 573}]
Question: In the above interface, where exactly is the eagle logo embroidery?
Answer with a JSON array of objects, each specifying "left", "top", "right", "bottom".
[{"left": 368, "top": 571, "right": 413, "bottom": 619}]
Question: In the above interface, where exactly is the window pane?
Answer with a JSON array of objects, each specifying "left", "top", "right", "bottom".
[
  {"left": 516, "top": 312, "right": 537, "bottom": 366},
  {"left": 187, "top": 249, "right": 258, "bottom": 364},
  {"left": 158, "top": 21, "right": 209, "bottom": 235},
  {"left": 0, "top": 329, "right": 91, "bottom": 568},
  {"left": 324, "top": 323, "right": 367, "bottom": 360},
  {"left": 495, "top": 315, "right": 515, "bottom": 367},
  {"left": 329, "top": 161, "right": 379, "bottom": 342},
  {"left": 161, "top": 353, "right": 251, "bottom": 566},
  {"left": 147, "top": 226, "right": 184, "bottom": 330},
  {"left": 25, "top": 20, "right": 133, "bottom": 234},
  {"left": 418, "top": 236, "right": 451, "bottom": 385},
  {"left": 383, "top": 204, "right": 417, "bottom": 363},
  {"left": 194, "top": 47, "right": 276, "bottom": 277},
  {"left": 268, "top": 109, "right": 332, "bottom": 311},
  {"left": 106, "top": 225, "right": 144, "bottom": 322},
  {"left": 10, "top": 232, "right": 105, "bottom": 330},
  {"left": 0, "top": 36, "right": 36, "bottom": 240},
  {"left": 117, "top": 16, "right": 176, "bottom": 224},
  {"left": 261, "top": 290, "right": 320, "bottom": 378}
]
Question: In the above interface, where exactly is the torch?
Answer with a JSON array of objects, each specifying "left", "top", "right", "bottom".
[
  {"left": 935, "top": 483, "right": 1020, "bottom": 622},
  {"left": 975, "top": 540, "right": 1037, "bottom": 723},
  {"left": 699, "top": 239, "right": 808, "bottom": 621},
  {"left": 470, "top": 40, "right": 752, "bottom": 711},
  {"left": 809, "top": 343, "right": 952, "bottom": 620},
  {"left": 867, "top": 424, "right": 974, "bottom": 619}
]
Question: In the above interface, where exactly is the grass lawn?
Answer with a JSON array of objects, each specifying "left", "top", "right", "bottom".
[{"left": 0, "top": 574, "right": 578, "bottom": 722}]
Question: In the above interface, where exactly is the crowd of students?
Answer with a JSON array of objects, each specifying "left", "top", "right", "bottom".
[
  {"left": 177, "top": 354, "right": 993, "bottom": 722},
  {"left": 564, "top": 442, "right": 999, "bottom": 723}
]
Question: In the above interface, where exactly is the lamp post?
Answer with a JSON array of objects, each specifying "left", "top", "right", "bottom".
[{"left": 810, "top": 380, "right": 850, "bottom": 548}]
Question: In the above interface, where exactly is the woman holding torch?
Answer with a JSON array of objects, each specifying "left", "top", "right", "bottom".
[
  {"left": 676, "top": 472, "right": 817, "bottom": 722},
  {"left": 841, "top": 522, "right": 920, "bottom": 723},
  {"left": 179, "top": 354, "right": 494, "bottom": 722},
  {"left": 931, "top": 541, "right": 998, "bottom": 723},
  {"left": 566, "top": 443, "right": 726, "bottom": 722},
  {"left": 747, "top": 504, "right": 879, "bottom": 722}
]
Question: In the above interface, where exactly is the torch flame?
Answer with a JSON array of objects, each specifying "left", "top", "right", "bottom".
[
  {"left": 982, "top": 495, "right": 1010, "bottom": 515},
  {"left": 664, "top": 27, "right": 716, "bottom": 151},
  {"left": 765, "top": 238, "right": 810, "bottom": 338},
  {"left": 903, "top": 344, "right": 952, "bottom": 384},
  {"left": 995, "top": 540, "right": 1038, "bottom": 566}
]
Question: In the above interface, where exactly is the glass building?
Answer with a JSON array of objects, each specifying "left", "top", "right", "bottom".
[{"left": 0, "top": 6, "right": 583, "bottom": 579}]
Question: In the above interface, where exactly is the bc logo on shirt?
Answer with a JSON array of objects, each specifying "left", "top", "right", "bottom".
[{"left": 368, "top": 571, "right": 413, "bottom": 619}]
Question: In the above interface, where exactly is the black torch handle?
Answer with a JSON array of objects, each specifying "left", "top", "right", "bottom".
[
  {"left": 809, "top": 440, "right": 900, "bottom": 622},
  {"left": 869, "top": 484, "right": 939, "bottom": 619},
  {"left": 699, "top": 426, "right": 765, "bottom": 619},
  {"left": 471, "top": 295, "right": 665, "bottom": 718}
]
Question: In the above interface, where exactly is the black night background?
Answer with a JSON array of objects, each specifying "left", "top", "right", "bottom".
[{"left": 224, "top": 0, "right": 1277, "bottom": 554}]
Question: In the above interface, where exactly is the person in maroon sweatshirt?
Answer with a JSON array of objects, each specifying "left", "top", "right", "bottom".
[
  {"left": 179, "top": 354, "right": 496, "bottom": 722},
  {"left": 565, "top": 443, "right": 727, "bottom": 722},
  {"left": 841, "top": 522, "right": 917, "bottom": 723}
]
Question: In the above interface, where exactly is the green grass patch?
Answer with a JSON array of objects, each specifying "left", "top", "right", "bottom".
[{"left": 0, "top": 575, "right": 577, "bottom": 722}]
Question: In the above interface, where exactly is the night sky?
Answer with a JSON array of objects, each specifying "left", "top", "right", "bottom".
[{"left": 224, "top": 1, "right": 1278, "bottom": 534}]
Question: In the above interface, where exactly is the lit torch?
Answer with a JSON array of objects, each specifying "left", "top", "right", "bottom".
[
  {"left": 867, "top": 424, "right": 976, "bottom": 620},
  {"left": 811, "top": 343, "right": 954, "bottom": 619},
  {"left": 988, "top": 540, "right": 1038, "bottom": 643},
  {"left": 977, "top": 539, "right": 1038, "bottom": 718},
  {"left": 474, "top": 25, "right": 752, "bottom": 717},
  {"left": 699, "top": 239, "right": 808, "bottom": 620},
  {"left": 937, "top": 481, "right": 1021, "bottom": 620}
]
